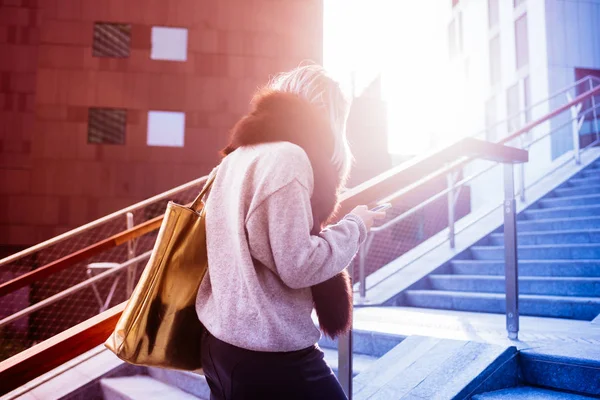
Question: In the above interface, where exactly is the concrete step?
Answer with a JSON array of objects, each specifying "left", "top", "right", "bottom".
[
  {"left": 553, "top": 184, "right": 600, "bottom": 197},
  {"left": 517, "top": 216, "right": 600, "bottom": 232},
  {"left": 473, "top": 387, "right": 596, "bottom": 399},
  {"left": 538, "top": 194, "right": 600, "bottom": 208},
  {"left": 470, "top": 244, "right": 600, "bottom": 260},
  {"left": 100, "top": 376, "right": 203, "bottom": 400},
  {"left": 489, "top": 229, "right": 600, "bottom": 245},
  {"left": 450, "top": 260, "right": 600, "bottom": 277},
  {"left": 354, "top": 336, "right": 516, "bottom": 400},
  {"left": 147, "top": 368, "right": 210, "bottom": 400},
  {"left": 567, "top": 176, "right": 600, "bottom": 186},
  {"left": 317, "top": 329, "right": 405, "bottom": 359},
  {"left": 428, "top": 275, "right": 600, "bottom": 296},
  {"left": 403, "top": 290, "right": 600, "bottom": 320},
  {"left": 522, "top": 204, "right": 600, "bottom": 220},
  {"left": 520, "top": 343, "right": 600, "bottom": 397},
  {"left": 580, "top": 168, "right": 600, "bottom": 179},
  {"left": 321, "top": 348, "right": 377, "bottom": 377}
]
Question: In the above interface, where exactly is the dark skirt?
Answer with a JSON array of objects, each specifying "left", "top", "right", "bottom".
[{"left": 200, "top": 330, "right": 348, "bottom": 400}]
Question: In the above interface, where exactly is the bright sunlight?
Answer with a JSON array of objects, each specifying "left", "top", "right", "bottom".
[{"left": 324, "top": 0, "right": 469, "bottom": 156}]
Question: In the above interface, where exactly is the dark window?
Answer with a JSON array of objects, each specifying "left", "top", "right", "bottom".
[
  {"left": 523, "top": 76, "right": 531, "bottom": 123},
  {"left": 507, "top": 83, "right": 520, "bottom": 132},
  {"left": 485, "top": 97, "right": 497, "bottom": 142},
  {"left": 515, "top": 14, "right": 529, "bottom": 69},
  {"left": 488, "top": 0, "right": 499, "bottom": 28},
  {"left": 489, "top": 35, "right": 501, "bottom": 85},
  {"left": 93, "top": 23, "right": 131, "bottom": 58},
  {"left": 88, "top": 108, "right": 127, "bottom": 145},
  {"left": 514, "top": 0, "right": 526, "bottom": 7},
  {"left": 448, "top": 19, "right": 457, "bottom": 58}
]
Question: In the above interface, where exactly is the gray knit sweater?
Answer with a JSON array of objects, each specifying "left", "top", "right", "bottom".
[{"left": 195, "top": 141, "right": 367, "bottom": 352}]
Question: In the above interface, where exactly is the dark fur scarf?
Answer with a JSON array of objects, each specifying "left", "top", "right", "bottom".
[{"left": 221, "top": 89, "right": 352, "bottom": 338}]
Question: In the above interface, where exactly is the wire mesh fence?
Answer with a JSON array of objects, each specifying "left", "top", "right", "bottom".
[{"left": 0, "top": 180, "right": 206, "bottom": 362}]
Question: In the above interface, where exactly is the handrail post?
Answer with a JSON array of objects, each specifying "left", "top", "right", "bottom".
[
  {"left": 126, "top": 212, "right": 136, "bottom": 297},
  {"left": 592, "top": 90, "right": 599, "bottom": 144},
  {"left": 503, "top": 164, "right": 519, "bottom": 340},
  {"left": 358, "top": 239, "right": 367, "bottom": 300},
  {"left": 519, "top": 137, "right": 526, "bottom": 203},
  {"left": 447, "top": 171, "right": 456, "bottom": 249},
  {"left": 338, "top": 262, "right": 353, "bottom": 398}
]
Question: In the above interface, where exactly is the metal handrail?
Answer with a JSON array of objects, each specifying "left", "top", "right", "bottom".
[
  {"left": 0, "top": 176, "right": 208, "bottom": 267},
  {"left": 0, "top": 251, "right": 151, "bottom": 329},
  {"left": 356, "top": 77, "right": 600, "bottom": 299},
  {"left": 472, "top": 75, "right": 600, "bottom": 139},
  {"left": 2, "top": 75, "right": 600, "bottom": 399}
]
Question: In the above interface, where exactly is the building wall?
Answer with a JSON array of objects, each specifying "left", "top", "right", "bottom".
[
  {"left": 450, "top": 0, "right": 554, "bottom": 211},
  {"left": 0, "top": 0, "right": 323, "bottom": 248},
  {"left": 546, "top": 0, "right": 600, "bottom": 157}
]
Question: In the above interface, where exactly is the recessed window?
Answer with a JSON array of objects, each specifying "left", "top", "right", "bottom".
[
  {"left": 151, "top": 27, "right": 188, "bottom": 62},
  {"left": 93, "top": 23, "right": 131, "bottom": 58},
  {"left": 147, "top": 111, "right": 185, "bottom": 147},
  {"left": 88, "top": 108, "right": 127, "bottom": 145},
  {"left": 515, "top": 14, "right": 529, "bottom": 70},
  {"left": 489, "top": 35, "right": 501, "bottom": 85}
]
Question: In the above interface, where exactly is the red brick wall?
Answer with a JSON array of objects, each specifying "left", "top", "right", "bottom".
[{"left": 0, "top": 0, "right": 323, "bottom": 247}]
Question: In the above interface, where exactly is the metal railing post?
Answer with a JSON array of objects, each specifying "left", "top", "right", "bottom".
[
  {"left": 447, "top": 171, "right": 456, "bottom": 249},
  {"left": 126, "top": 212, "right": 136, "bottom": 297},
  {"left": 519, "top": 137, "right": 526, "bottom": 203},
  {"left": 503, "top": 164, "right": 519, "bottom": 340},
  {"left": 592, "top": 92, "right": 599, "bottom": 143},
  {"left": 358, "top": 239, "right": 367, "bottom": 300},
  {"left": 338, "top": 262, "right": 353, "bottom": 398}
]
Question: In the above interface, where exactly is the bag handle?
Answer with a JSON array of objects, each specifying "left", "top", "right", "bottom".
[{"left": 190, "top": 167, "right": 218, "bottom": 212}]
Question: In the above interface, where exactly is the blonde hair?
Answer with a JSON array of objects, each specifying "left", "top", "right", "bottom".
[{"left": 268, "top": 64, "right": 353, "bottom": 184}]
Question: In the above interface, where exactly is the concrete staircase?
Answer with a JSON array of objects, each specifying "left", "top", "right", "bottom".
[
  {"left": 474, "top": 343, "right": 600, "bottom": 399},
  {"left": 397, "top": 159, "right": 600, "bottom": 321},
  {"left": 99, "top": 330, "right": 404, "bottom": 400}
]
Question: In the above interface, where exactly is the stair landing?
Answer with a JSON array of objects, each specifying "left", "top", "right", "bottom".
[{"left": 354, "top": 306, "right": 600, "bottom": 349}]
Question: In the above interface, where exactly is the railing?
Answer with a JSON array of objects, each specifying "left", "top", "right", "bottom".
[
  {"left": 0, "top": 177, "right": 208, "bottom": 364},
  {"left": 1, "top": 75, "right": 599, "bottom": 398},
  {"left": 355, "top": 76, "right": 600, "bottom": 304},
  {"left": 0, "top": 136, "right": 526, "bottom": 397}
]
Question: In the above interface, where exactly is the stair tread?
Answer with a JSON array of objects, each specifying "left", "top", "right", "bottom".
[
  {"left": 490, "top": 228, "right": 600, "bottom": 237},
  {"left": 473, "top": 386, "right": 596, "bottom": 399},
  {"left": 321, "top": 347, "right": 377, "bottom": 375},
  {"left": 525, "top": 204, "right": 600, "bottom": 212},
  {"left": 430, "top": 275, "right": 600, "bottom": 281},
  {"left": 406, "top": 290, "right": 600, "bottom": 302},
  {"left": 471, "top": 243, "right": 600, "bottom": 249},
  {"left": 101, "top": 376, "right": 201, "bottom": 400},
  {"left": 542, "top": 193, "right": 600, "bottom": 201},
  {"left": 518, "top": 215, "right": 600, "bottom": 223},
  {"left": 452, "top": 259, "right": 600, "bottom": 264}
]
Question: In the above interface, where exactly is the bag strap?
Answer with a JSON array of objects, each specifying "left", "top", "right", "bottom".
[{"left": 190, "top": 167, "right": 218, "bottom": 212}]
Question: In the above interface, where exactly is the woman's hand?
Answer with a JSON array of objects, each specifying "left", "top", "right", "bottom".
[{"left": 350, "top": 205, "right": 388, "bottom": 231}]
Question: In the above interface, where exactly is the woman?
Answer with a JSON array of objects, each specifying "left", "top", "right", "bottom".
[{"left": 195, "top": 64, "right": 387, "bottom": 400}]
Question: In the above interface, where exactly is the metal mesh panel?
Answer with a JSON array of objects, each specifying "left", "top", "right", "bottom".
[
  {"left": 0, "top": 183, "right": 204, "bottom": 362},
  {"left": 88, "top": 108, "right": 127, "bottom": 145},
  {"left": 93, "top": 23, "right": 131, "bottom": 58}
]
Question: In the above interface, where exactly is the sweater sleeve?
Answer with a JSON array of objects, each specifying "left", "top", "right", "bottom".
[{"left": 245, "top": 179, "right": 368, "bottom": 289}]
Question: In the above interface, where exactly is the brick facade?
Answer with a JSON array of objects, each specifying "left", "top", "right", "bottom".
[{"left": 0, "top": 0, "right": 324, "bottom": 248}]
